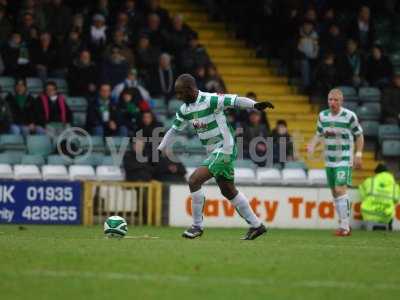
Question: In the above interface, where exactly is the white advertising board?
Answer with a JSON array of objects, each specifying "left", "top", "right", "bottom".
[{"left": 168, "top": 185, "right": 400, "bottom": 230}]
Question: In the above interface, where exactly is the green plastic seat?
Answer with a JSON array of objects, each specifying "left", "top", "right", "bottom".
[
  {"left": 47, "top": 78, "right": 68, "bottom": 93},
  {"left": 47, "top": 154, "right": 72, "bottom": 165},
  {"left": 357, "top": 104, "right": 381, "bottom": 121},
  {"left": 0, "top": 134, "right": 26, "bottom": 151},
  {"left": 358, "top": 87, "right": 381, "bottom": 102},
  {"left": 72, "top": 112, "right": 87, "bottom": 127},
  {"left": 81, "top": 135, "right": 105, "bottom": 153},
  {"left": 168, "top": 99, "right": 182, "bottom": 115},
  {"left": 235, "top": 159, "right": 257, "bottom": 169},
  {"left": 0, "top": 76, "right": 15, "bottom": 93},
  {"left": 21, "top": 154, "right": 45, "bottom": 166},
  {"left": 284, "top": 161, "right": 307, "bottom": 170},
  {"left": 360, "top": 121, "right": 379, "bottom": 137},
  {"left": 185, "top": 138, "right": 205, "bottom": 154},
  {"left": 101, "top": 155, "right": 122, "bottom": 166},
  {"left": 336, "top": 86, "right": 358, "bottom": 102},
  {"left": 0, "top": 151, "right": 24, "bottom": 164},
  {"left": 26, "top": 135, "right": 53, "bottom": 156},
  {"left": 378, "top": 124, "right": 400, "bottom": 143},
  {"left": 390, "top": 53, "right": 400, "bottom": 68},
  {"left": 151, "top": 98, "right": 167, "bottom": 109},
  {"left": 66, "top": 97, "right": 88, "bottom": 112},
  {"left": 382, "top": 140, "right": 400, "bottom": 157},
  {"left": 343, "top": 101, "right": 358, "bottom": 112},
  {"left": 74, "top": 153, "right": 104, "bottom": 166},
  {"left": 26, "top": 77, "right": 43, "bottom": 93}
]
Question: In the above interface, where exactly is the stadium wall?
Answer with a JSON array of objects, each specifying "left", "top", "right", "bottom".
[{"left": 168, "top": 185, "right": 400, "bottom": 230}]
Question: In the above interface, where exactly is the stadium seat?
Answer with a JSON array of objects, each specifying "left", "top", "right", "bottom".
[
  {"left": 101, "top": 155, "right": 121, "bottom": 166},
  {"left": 72, "top": 112, "right": 87, "bottom": 127},
  {"left": 0, "top": 152, "right": 24, "bottom": 164},
  {"left": 14, "top": 164, "right": 42, "bottom": 180},
  {"left": 168, "top": 99, "right": 182, "bottom": 115},
  {"left": 308, "top": 169, "right": 327, "bottom": 185},
  {"left": 284, "top": 161, "right": 307, "bottom": 169},
  {"left": 336, "top": 86, "right": 358, "bottom": 102},
  {"left": 0, "top": 134, "right": 26, "bottom": 151},
  {"left": 0, "top": 164, "right": 13, "bottom": 179},
  {"left": 47, "top": 78, "right": 68, "bottom": 93},
  {"left": 26, "top": 135, "right": 53, "bottom": 156},
  {"left": 282, "top": 169, "right": 308, "bottom": 185},
  {"left": 66, "top": 97, "right": 88, "bottom": 112},
  {"left": 42, "top": 165, "right": 69, "bottom": 180},
  {"left": 21, "top": 154, "right": 45, "bottom": 166},
  {"left": 82, "top": 135, "right": 105, "bottom": 153},
  {"left": 96, "top": 166, "right": 125, "bottom": 181},
  {"left": 235, "top": 168, "right": 256, "bottom": 183},
  {"left": 235, "top": 159, "right": 257, "bottom": 169},
  {"left": 185, "top": 138, "right": 205, "bottom": 154},
  {"left": 69, "top": 165, "right": 96, "bottom": 180},
  {"left": 179, "top": 154, "right": 204, "bottom": 167},
  {"left": 378, "top": 124, "right": 400, "bottom": 143},
  {"left": 105, "top": 136, "right": 130, "bottom": 154},
  {"left": 357, "top": 104, "right": 380, "bottom": 121},
  {"left": 74, "top": 153, "right": 104, "bottom": 166},
  {"left": 343, "top": 101, "right": 358, "bottom": 112},
  {"left": 47, "top": 154, "right": 71, "bottom": 165},
  {"left": 0, "top": 76, "right": 15, "bottom": 93},
  {"left": 381, "top": 140, "right": 400, "bottom": 157},
  {"left": 26, "top": 77, "right": 43, "bottom": 93},
  {"left": 360, "top": 121, "right": 379, "bottom": 137},
  {"left": 358, "top": 87, "right": 381, "bottom": 102},
  {"left": 256, "top": 168, "right": 282, "bottom": 184}
]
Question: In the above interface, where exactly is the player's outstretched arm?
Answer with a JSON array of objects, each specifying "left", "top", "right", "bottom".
[
  {"left": 157, "top": 128, "right": 179, "bottom": 153},
  {"left": 234, "top": 97, "right": 274, "bottom": 110},
  {"left": 307, "top": 134, "right": 321, "bottom": 157}
]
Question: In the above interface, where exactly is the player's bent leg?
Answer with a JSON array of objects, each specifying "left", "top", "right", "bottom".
[
  {"left": 182, "top": 167, "right": 213, "bottom": 239},
  {"left": 217, "top": 179, "right": 267, "bottom": 240},
  {"left": 333, "top": 185, "right": 351, "bottom": 237}
]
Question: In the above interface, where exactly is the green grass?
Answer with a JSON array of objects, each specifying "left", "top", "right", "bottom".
[{"left": 0, "top": 226, "right": 400, "bottom": 300}]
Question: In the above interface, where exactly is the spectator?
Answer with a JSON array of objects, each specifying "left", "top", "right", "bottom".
[
  {"left": 135, "top": 33, "right": 161, "bottom": 78},
  {"left": 147, "top": 53, "right": 176, "bottom": 101},
  {"left": 113, "top": 11, "right": 134, "bottom": 38},
  {"left": 44, "top": 0, "right": 72, "bottom": 42},
  {"left": 91, "top": 0, "right": 111, "bottom": 19},
  {"left": 145, "top": 0, "right": 170, "bottom": 28},
  {"left": 194, "top": 65, "right": 207, "bottom": 91},
  {"left": 320, "top": 23, "right": 345, "bottom": 57},
  {"left": 180, "top": 32, "right": 210, "bottom": 73},
  {"left": 104, "top": 29, "right": 135, "bottom": 67},
  {"left": 0, "top": 5, "right": 12, "bottom": 47},
  {"left": 87, "top": 83, "right": 126, "bottom": 136},
  {"left": 118, "top": 88, "right": 150, "bottom": 136},
  {"left": 359, "top": 164, "right": 399, "bottom": 231},
  {"left": 35, "top": 81, "right": 72, "bottom": 131},
  {"left": 17, "top": 12, "right": 39, "bottom": 42},
  {"left": 64, "top": 30, "right": 86, "bottom": 68},
  {"left": 112, "top": 68, "right": 150, "bottom": 102},
  {"left": 319, "top": 8, "right": 336, "bottom": 36},
  {"left": 312, "top": 52, "right": 338, "bottom": 105},
  {"left": 68, "top": 50, "right": 98, "bottom": 97},
  {"left": 123, "top": 138, "right": 153, "bottom": 181},
  {"left": 205, "top": 64, "right": 226, "bottom": 93},
  {"left": 242, "top": 109, "right": 270, "bottom": 166},
  {"left": 381, "top": 74, "right": 400, "bottom": 124},
  {"left": 5, "top": 78, "right": 39, "bottom": 135},
  {"left": 154, "top": 153, "right": 186, "bottom": 182},
  {"left": 336, "top": 39, "right": 366, "bottom": 87},
  {"left": 349, "top": 5, "right": 375, "bottom": 51},
  {"left": 168, "top": 14, "right": 193, "bottom": 57},
  {"left": 121, "top": 0, "right": 144, "bottom": 28},
  {"left": 2, "top": 32, "right": 33, "bottom": 77},
  {"left": 30, "top": 32, "right": 58, "bottom": 80},
  {"left": 101, "top": 45, "right": 130, "bottom": 87},
  {"left": 238, "top": 92, "right": 270, "bottom": 131},
  {"left": 137, "top": 111, "right": 162, "bottom": 158},
  {"left": 271, "top": 120, "right": 294, "bottom": 165},
  {"left": 141, "top": 13, "right": 166, "bottom": 50},
  {"left": 71, "top": 13, "right": 85, "bottom": 35},
  {"left": 87, "top": 13, "right": 108, "bottom": 60},
  {"left": 0, "top": 94, "right": 17, "bottom": 134},
  {"left": 297, "top": 21, "right": 319, "bottom": 91},
  {"left": 19, "top": 0, "right": 46, "bottom": 31},
  {"left": 365, "top": 45, "right": 393, "bottom": 88}
]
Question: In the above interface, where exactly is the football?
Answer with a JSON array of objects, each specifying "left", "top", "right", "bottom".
[{"left": 103, "top": 216, "right": 128, "bottom": 238}]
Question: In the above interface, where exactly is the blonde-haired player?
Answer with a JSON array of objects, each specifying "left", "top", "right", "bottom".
[{"left": 308, "top": 89, "right": 364, "bottom": 236}]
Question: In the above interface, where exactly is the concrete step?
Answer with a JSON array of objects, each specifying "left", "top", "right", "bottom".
[
  {"left": 208, "top": 47, "right": 254, "bottom": 57},
  {"left": 218, "top": 66, "right": 271, "bottom": 76},
  {"left": 213, "top": 57, "right": 265, "bottom": 66},
  {"left": 222, "top": 75, "right": 287, "bottom": 84},
  {"left": 227, "top": 85, "right": 293, "bottom": 95}
]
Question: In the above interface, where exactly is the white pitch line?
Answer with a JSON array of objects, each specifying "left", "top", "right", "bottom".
[{"left": 4, "top": 270, "right": 400, "bottom": 291}]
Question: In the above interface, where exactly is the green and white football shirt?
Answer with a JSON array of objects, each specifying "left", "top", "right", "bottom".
[
  {"left": 172, "top": 91, "right": 238, "bottom": 155},
  {"left": 316, "top": 107, "right": 363, "bottom": 168}
]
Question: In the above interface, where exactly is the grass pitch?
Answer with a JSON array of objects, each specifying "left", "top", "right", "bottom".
[{"left": 0, "top": 226, "right": 399, "bottom": 300}]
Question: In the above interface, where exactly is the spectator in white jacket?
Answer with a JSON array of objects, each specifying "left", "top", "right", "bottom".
[{"left": 111, "top": 68, "right": 150, "bottom": 103}]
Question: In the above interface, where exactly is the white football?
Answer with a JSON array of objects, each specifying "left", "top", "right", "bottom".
[{"left": 104, "top": 216, "right": 128, "bottom": 238}]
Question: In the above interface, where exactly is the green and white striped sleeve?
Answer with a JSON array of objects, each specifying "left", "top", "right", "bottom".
[
  {"left": 209, "top": 94, "right": 238, "bottom": 111},
  {"left": 349, "top": 113, "right": 363, "bottom": 136},
  {"left": 316, "top": 115, "right": 323, "bottom": 136},
  {"left": 171, "top": 110, "right": 187, "bottom": 132}
]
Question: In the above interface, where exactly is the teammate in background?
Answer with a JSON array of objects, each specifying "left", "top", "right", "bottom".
[
  {"left": 158, "top": 74, "right": 274, "bottom": 240},
  {"left": 307, "top": 89, "right": 364, "bottom": 236}
]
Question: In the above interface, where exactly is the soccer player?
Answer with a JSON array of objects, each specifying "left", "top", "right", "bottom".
[
  {"left": 308, "top": 88, "right": 364, "bottom": 236},
  {"left": 158, "top": 74, "right": 274, "bottom": 240}
]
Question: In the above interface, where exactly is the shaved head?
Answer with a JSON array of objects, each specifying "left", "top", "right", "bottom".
[
  {"left": 328, "top": 88, "right": 344, "bottom": 114},
  {"left": 175, "top": 73, "right": 198, "bottom": 103}
]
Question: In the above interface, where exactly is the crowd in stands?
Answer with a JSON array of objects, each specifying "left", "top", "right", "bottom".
[{"left": 203, "top": 0, "right": 400, "bottom": 124}]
